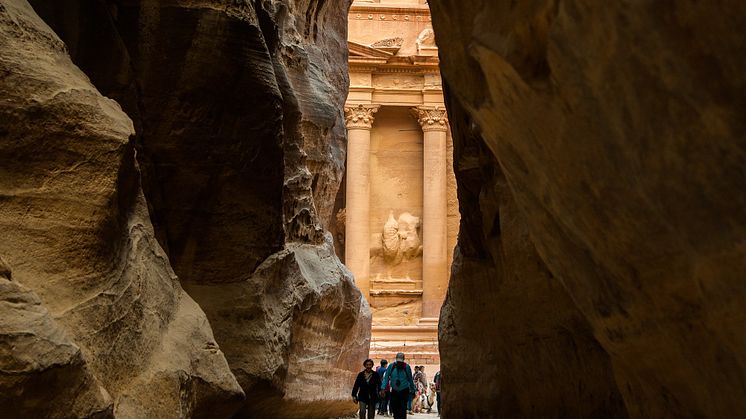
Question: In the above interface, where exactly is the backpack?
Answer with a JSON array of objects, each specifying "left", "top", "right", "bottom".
[{"left": 388, "top": 362, "right": 413, "bottom": 392}]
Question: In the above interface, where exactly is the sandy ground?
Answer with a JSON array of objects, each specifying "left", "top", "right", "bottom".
[{"left": 375, "top": 412, "right": 440, "bottom": 419}]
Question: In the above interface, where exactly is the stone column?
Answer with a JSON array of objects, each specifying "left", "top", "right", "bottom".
[
  {"left": 344, "top": 104, "right": 379, "bottom": 300},
  {"left": 412, "top": 106, "right": 449, "bottom": 320}
]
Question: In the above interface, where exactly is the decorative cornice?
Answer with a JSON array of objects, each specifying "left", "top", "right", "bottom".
[
  {"left": 344, "top": 104, "right": 380, "bottom": 129},
  {"left": 350, "top": 4, "right": 431, "bottom": 21},
  {"left": 411, "top": 106, "right": 449, "bottom": 132}
]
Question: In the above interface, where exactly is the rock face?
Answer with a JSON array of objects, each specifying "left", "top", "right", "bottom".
[
  {"left": 0, "top": 262, "right": 112, "bottom": 418},
  {"left": 1, "top": 0, "right": 369, "bottom": 417},
  {"left": 0, "top": 1, "right": 244, "bottom": 416},
  {"left": 430, "top": 1, "right": 746, "bottom": 417},
  {"left": 439, "top": 97, "right": 627, "bottom": 418}
]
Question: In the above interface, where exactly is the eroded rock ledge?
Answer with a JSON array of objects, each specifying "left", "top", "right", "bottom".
[{"left": 431, "top": 1, "right": 746, "bottom": 417}]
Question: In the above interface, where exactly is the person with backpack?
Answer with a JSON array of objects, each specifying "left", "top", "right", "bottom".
[
  {"left": 380, "top": 352, "right": 416, "bottom": 419},
  {"left": 352, "top": 359, "right": 382, "bottom": 419},
  {"left": 376, "top": 359, "right": 390, "bottom": 416}
]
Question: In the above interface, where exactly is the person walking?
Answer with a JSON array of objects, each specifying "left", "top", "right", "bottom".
[
  {"left": 376, "top": 359, "right": 390, "bottom": 416},
  {"left": 380, "top": 352, "right": 415, "bottom": 419},
  {"left": 352, "top": 359, "right": 382, "bottom": 419},
  {"left": 434, "top": 370, "right": 441, "bottom": 415}
]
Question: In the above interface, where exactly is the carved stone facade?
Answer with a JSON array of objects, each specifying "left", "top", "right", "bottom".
[{"left": 344, "top": 0, "right": 459, "bottom": 370}]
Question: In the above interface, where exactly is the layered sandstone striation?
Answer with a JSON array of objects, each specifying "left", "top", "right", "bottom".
[
  {"left": 2, "top": 0, "right": 368, "bottom": 417},
  {"left": 431, "top": 0, "right": 746, "bottom": 417}
]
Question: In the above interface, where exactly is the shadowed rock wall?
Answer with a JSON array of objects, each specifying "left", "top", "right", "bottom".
[
  {"left": 431, "top": 0, "right": 746, "bottom": 417},
  {"left": 440, "top": 94, "right": 627, "bottom": 418},
  {"left": 0, "top": 1, "right": 243, "bottom": 416},
  {"left": 1, "top": 0, "right": 369, "bottom": 417}
]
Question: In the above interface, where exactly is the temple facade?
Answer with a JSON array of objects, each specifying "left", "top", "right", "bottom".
[{"left": 343, "top": 0, "right": 459, "bottom": 369}]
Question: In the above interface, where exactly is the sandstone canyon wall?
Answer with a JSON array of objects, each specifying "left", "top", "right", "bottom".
[
  {"left": 430, "top": 1, "right": 746, "bottom": 418},
  {"left": 0, "top": 0, "right": 368, "bottom": 418}
]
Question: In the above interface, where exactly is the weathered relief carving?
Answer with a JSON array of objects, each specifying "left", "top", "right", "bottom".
[
  {"left": 371, "top": 37, "right": 404, "bottom": 54},
  {"left": 416, "top": 28, "right": 437, "bottom": 52},
  {"left": 373, "top": 74, "right": 424, "bottom": 89},
  {"left": 381, "top": 211, "right": 422, "bottom": 265}
]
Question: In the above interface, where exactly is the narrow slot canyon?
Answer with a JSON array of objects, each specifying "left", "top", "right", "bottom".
[{"left": 0, "top": 0, "right": 745, "bottom": 418}]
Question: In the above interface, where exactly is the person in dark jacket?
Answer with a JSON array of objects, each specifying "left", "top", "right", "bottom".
[
  {"left": 352, "top": 359, "right": 382, "bottom": 419},
  {"left": 376, "top": 359, "right": 390, "bottom": 415}
]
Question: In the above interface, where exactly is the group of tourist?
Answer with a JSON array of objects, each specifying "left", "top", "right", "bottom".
[{"left": 351, "top": 353, "right": 441, "bottom": 419}]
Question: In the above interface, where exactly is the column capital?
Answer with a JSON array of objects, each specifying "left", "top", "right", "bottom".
[
  {"left": 411, "top": 106, "right": 449, "bottom": 132},
  {"left": 344, "top": 104, "right": 380, "bottom": 129}
]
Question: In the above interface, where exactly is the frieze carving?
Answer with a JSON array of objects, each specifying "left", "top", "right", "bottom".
[
  {"left": 352, "top": 12, "right": 430, "bottom": 22},
  {"left": 411, "top": 106, "right": 449, "bottom": 132},
  {"left": 382, "top": 211, "right": 422, "bottom": 265},
  {"left": 344, "top": 104, "right": 379, "bottom": 129}
]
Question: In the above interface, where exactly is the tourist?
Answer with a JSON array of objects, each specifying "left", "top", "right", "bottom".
[
  {"left": 418, "top": 365, "right": 430, "bottom": 412},
  {"left": 419, "top": 365, "right": 428, "bottom": 388},
  {"left": 377, "top": 359, "right": 389, "bottom": 416},
  {"left": 411, "top": 366, "right": 422, "bottom": 412},
  {"left": 434, "top": 370, "right": 441, "bottom": 415},
  {"left": 380, "top": 352, "right": 415, "bottom": 419},
  {"left": 352, "top": 359, "right": 382, "bottom": 419}
]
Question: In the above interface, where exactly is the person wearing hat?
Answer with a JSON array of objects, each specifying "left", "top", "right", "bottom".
[{"left": 380, "top": 352, "right": 415, "bottom": 419}]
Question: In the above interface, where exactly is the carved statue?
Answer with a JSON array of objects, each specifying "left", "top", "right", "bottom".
[
  {"left": 416, "top": 28, "right": 437, "bottom": 52},
  {"left": 381, "top": 211, "right": 422, "bottom": 265}
]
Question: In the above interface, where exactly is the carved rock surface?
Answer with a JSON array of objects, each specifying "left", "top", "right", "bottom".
[
  {"left": 0, "top": 0, "right": 243, "bottom": 416},
  {"left": 431, "top": 0, "right": 746, "bottom": 417},
  {"left": 17, "top": 0, "right": 369, "bottom": 417}
]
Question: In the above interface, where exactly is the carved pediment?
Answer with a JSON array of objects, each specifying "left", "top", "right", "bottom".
[
  {"left": 370, "top": 37, "right": 403, "bottom": 54},
  {"left": 348, "top": 41, "right": 393, "bottom": 60}
]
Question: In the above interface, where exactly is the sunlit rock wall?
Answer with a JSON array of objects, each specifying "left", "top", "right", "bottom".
[
  {"left": 2, "top": 0, "right": 369, "bottom": 417},
  {"left": 431, "top": 0, "right": 746, "bottom": 417}
]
